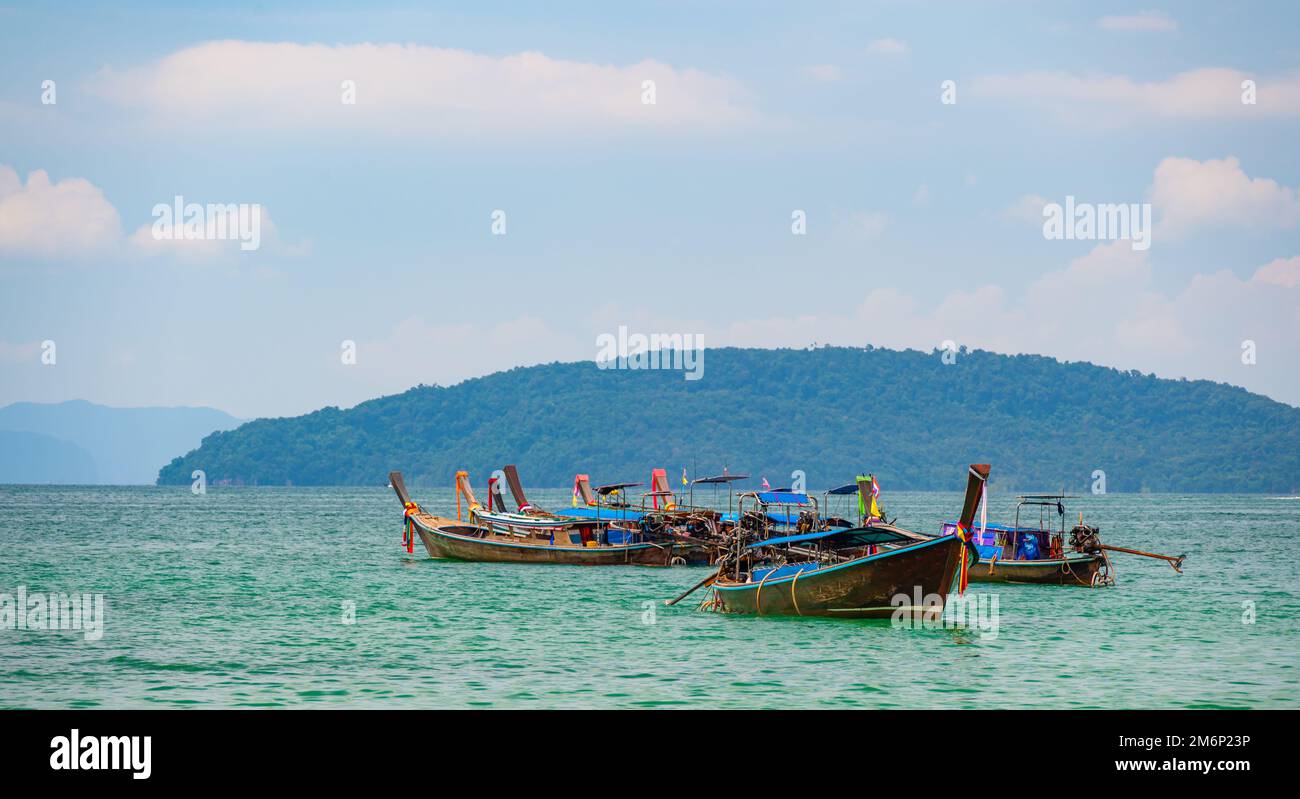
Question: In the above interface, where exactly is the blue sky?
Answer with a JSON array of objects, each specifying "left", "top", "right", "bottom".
[{"left": 1, "top": 1, "right": 1298, "bottom": 417}]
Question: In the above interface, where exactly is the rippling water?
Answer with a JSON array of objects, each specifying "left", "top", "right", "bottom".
[{"left": 1, "top": 485, "right": 1296, "bottom": 708}]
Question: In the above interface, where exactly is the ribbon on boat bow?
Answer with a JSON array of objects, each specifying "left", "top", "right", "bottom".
[
  {"left": 403, "top": 501, "right": 417, "bottom": 554},
  {"left": 954, "top": 521, "right": 972, "bottom": 594}
]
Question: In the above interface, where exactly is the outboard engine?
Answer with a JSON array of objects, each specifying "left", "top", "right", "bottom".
[{"left": 1068, "top": 524, "right": 1103, "bottom": 553}]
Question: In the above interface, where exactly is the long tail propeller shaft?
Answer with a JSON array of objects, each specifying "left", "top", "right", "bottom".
[{"left": 1100, "top": 544, "right": 1186, "bottom": 573}]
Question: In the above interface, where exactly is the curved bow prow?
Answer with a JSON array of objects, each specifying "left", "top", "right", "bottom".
[
  {"left": 389, "top": 471, "right": 412, "bottom": 507},
  {"left": 952, "top": 464, "right": 991, "bottom": 593},
  {"left": 957, "top": 464, "right": 990, "bottom": 533}
]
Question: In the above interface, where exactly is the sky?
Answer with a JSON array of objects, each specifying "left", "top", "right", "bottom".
[{"left": 1, "top": 1, "right": 1298, "bottom": 418}]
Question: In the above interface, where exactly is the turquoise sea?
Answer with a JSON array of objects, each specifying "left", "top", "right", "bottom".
[{"left": 1, "top": 485, "right": 1296, "bottom": 708}]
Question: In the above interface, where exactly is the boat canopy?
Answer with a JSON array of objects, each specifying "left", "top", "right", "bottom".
[
  {"left": 746, "top": 526, "right": 915, "bottom": 550},
  {"left": 595, "top": 482, "right": 641, "bottom": 494},
  {"left": 826, "top": 483, "right": 858, "bottom": 495},
  {"left": 692, "top": 474, "right": 750, "bottom": 484},
  {"left": 562, "top": 506, "right": 647, "bottom": 521},
  {"left": 756, "top": 490, "right": 809, "bottom": 505},
  {"left": 941, "top": 520, "right": 1029, "bottom": 533},
  {"left": 719, "top": 510, "right": 822, "bottom": 525}
]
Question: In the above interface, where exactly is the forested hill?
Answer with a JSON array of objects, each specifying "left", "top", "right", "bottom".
[{"left": 156, "top": 347, "right": 1300, "bottom": 492}]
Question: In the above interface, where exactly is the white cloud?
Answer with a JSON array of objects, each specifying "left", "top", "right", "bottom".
[
  {"left": 1005, "top": 157, "right": 1299, "bottom": 241},
  {"left": 848, "top": 211, "right": 889, "bottom": 238},
  {"left": 866, "top": 38, "right": 908, "bottom": 55},
  {"left": 1098, "top": 11, "right": 1178, "bottom": 32},
  {"left": 658, "top": 240, "right": 1298, "bottom": 405},
  {"left": 1150, "top": 156, "right": 1300, "bottom": 238},
  {"left": 0, "top": 164, "right": 302, "bottom": 264},
  {"left": 355, "top": 314, "right": 588, "bottom": 402},
  {"left": 971, "top": 67, "right": 1300, "bottom": 121},
  {"left": 1252, "top": 256, "right": 1300, "bottom": 288},
  {"left": 0, "top": 339, "right": 41, "bottom": 364},
  {"left": 1001, "top": 194, "right": 1049, "bottom": 224},
  {"left": 87, "top": 41, "right": 756, "bottom": 137},
  {"left": 126, "top": 205, "right": 296, "bottom": 261},
  {"left": 802, "top": 64, "right": 842, "bottom": 82},
  {"left": 0, "top": 166, "right": 122, "bottom": 259}
]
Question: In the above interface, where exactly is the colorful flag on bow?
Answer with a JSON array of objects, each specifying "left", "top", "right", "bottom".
[
  {"left": 954, "top": 522, "right": 972, "bottom": 593},
  {"left": 760, "top": 477, "right": 771, "bottom": 490}
]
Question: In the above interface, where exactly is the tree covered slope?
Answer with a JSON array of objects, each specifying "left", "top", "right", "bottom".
[{"left": 156, "top": 347, "right": 1300, "bottom": 492}]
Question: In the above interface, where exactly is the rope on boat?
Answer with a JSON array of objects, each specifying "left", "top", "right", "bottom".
[
  {"left": 1092, "top": 550, "right": 1117, "bottom": 587},
  {"left": 753, "top": 566, "right": 779, "bottom": 617},
  {"left": 790, "top": 567, "right": 804, "bottom": 616},
  {"left": 698, "top": 588, "right": 723, "bottom": 613}
]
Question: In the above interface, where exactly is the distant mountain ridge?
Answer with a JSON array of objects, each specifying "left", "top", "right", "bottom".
[
  {"left": 155, "top": 347, "right": 1300, "bottom": 493},
  {"left": 0, "top": 400, "right": 241, "bottom": 484},
  {"left": 0, "top": 430, "right": 99, "bottom": 484}
]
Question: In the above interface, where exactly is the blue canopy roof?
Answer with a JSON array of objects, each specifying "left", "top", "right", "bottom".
[
  {"left": 940, "top": 521, "right": 1029, "bottom": 533},
  {"left": 559, "top": 506, "right": 647, "bottom": 522},
  {"left": 756, "top": 491, "right": 810, "bottom": 505}
]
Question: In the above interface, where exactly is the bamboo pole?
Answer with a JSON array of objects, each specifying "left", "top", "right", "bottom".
[{"left": 665, "top": 564, "right": 723, "bottom": 606}]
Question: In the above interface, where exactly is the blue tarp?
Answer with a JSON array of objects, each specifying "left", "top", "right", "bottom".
[
  {"left": 605, "top": 528, "right": 644, "bottom": 545},
  {"left": 942, "top": 521, "right": 1051, "bottom": 559}
]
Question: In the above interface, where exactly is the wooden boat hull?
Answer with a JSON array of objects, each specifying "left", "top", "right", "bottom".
[
  {"left": 710, "top": 535, "right": 964, "bottom": 619},
  {"left": 968, "top": 554, "right": 1105, "bottom": 585},
  {"left": 411, "top": 514, "right": 695, "bottom": 566}
]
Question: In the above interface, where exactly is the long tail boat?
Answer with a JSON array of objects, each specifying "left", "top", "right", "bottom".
[
  {"left": 548, "top": 471, "right": 649, "bottom": 524},
  {"left": 939, "top": 493, "right": 1185, "bottom": 586},
  {"left": 546, "top": 468, "right": 726, "bottom": 564},
  {"left": 389, "top": 470, "right": 695, "bottom": 566},
  {"left": 496, "top": 463, "right": 706, "bottom": 564},
  {"left": 478, "top": 464, "right": 638, "bottom": 537},
  {"left": 940, "top": 495, "right": 1107, "bottom": 585},
  {"left": 695, "top": 464, "right": 990, "bottom": 619}
]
